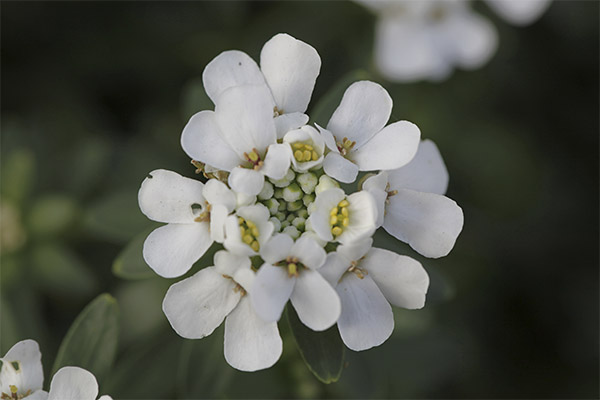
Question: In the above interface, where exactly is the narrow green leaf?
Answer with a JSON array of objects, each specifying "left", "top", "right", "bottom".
[
  {"left": 52, "top": 293, "right": 119, "bottom": 384},
  {"left": 286, "top": 305, "right": 345, "bottom": 384},
  {"left": 309, "top": 69, "right": 373, "bottom": 128},
  {"left": 112, "top": 229, "right": 157, "bottom": 280}
]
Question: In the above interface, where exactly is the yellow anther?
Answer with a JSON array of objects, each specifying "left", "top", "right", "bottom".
[
  {"left": 330, "top": 207, "right": 338, "bottom": 216},
  {"left": 243, "top": 234, "right": 254, "bottom": 244},
  {"left": 251, "top": 241, "right": 260, "bottom": 252},
  {"left": 332, "top": 226, "right": 343, "bottom": 236},
  {"left": 247, "top": 151, "right": 259, "bottom": 162},
  {"left": 338, "top": 200, "right": 349, "bottom": 208},
  {"left": 251, "top": 227, "right": 259, "bottom": 237},
  {"left": 9, "top": 386, "right": 17, "bottom": 394},
  {"left": 240, "top": 227, "right": 246, "bottom": 236},
  {"left": 304, "top": 144, "right": 313, "bottom": 151},
  {"left": 294, "top": 150, "right": 304, "bottom": 161},
  {"left": 238, "top": 217, "right": 244, "bottom": 224},
  {"left": 293, "top": 143, "right": 304, "bottom": 149},
  {"left": 342, "top": 217, "right": 349, "bottom": 227},
  {"left": 312, "top": 151, "right": 318, "bottom": 160},
  {"left": 330, "top": 215, "right": 338, "bottom": 225},
  {"left": 341, "top": 207, "right": 349, "bottom": 217},
  {"left": 288, "top": 262, "right": 298, "bottom": 276},
  {"left": 246, "top": 220, "right": 255, "bottom": 228},
  {"left": 303, "top": 150, "right": 311, "bottom": 160}
]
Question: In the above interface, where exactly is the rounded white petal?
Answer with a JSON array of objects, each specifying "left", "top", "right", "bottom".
[
  {"left": 336, "top": 237, "right": 373, "bottom": 262},
  {"left": 228, "top": 167, "right": 265, "bottom": 196},
  {"left": 322, "top": 153, "right": 359, "bottom": 184},
  {"left": 224, "top": 296, "right": 282, "bottom": 372},
  {"left": 290, "top": 269, "right": 341, "bottom": 331},
  {"left": 362, "top": 172, "right": 388, "bottom": 228},
  {"left": 384, "top": 189, "right": 464, "bottom": 258},
  {"left": 138, "top": 169, "right": 205, "bottom": 224},
  {"left": 351, "top": 121, "right": 421, "bottom": 172},
  {"left": 315, "top": 124, "right": 339, "bottom": 153},
  {"left": 143, "top": 223, "right": 212, "bottom": 278},
  {"left": 162, "top": 267, "right": 241, "bottom": 339},
  {"left": 0, "top": 339, "right": 44, "bottom": 395},
  {"left": 202, "top": 50, "right": 266, "bottom": 105},
  {"left": 26, "top": 390, "right": 48, "bottom": 400},
  {"left": 326, "top": 81, "right": 392, "bottom": 148},
  {"left": 213, "top": 249, "right": 251, "bottom": 278},
  {"left": 98, "top": 396, "right": 113, "bottom": 400},
  {"left": 47, "top": 367, "right": 98, "bottom": 400},
  {"left": 361, "top": 248, "right": 429, "bottom": 309},
  {"left": 336, "top": 191, "right": 378, "bottom": 245},
  {"left": 251, "top": 264, "right": 295, "bottom": 323},
  {"left": 260, "top": 33, "right": 321, "bottom": 114},
  {"left": 290, "top": 236, "right": 326, "bottom": 270},
  {"left": 318, "top": 252, "right": 350, "bottom": 288},
  {"left": 275, "top": 113, "right": 309, "bottom": 139},
  {"left": 203, "top": 179, "right": 236, "bottom": 212},
  {"left": 232, "top": 267, "right": 255, "bottom": 293},
  {"left": 260, "top": 234, "right": 294, "bottom": 264},
  {"left": 336, "top": 274, "right": 394, "bottom": 351},
  {"left": 261, "top": 143, "right": 292, "bottom": 180},
  {"left": 387, "top": 139, "right": 449, "bottom": 195},
  {"left": 485, "top": 0, "right": 551, "bottom": 26},
  {"left": 215, "top": 85, "right": 276, "bottom": 156},
  {"left": 181, "top": 111, "right": 242, "bottom": 172},
  {"left": 209, "top": 204, "right": 229, "bottom": 243},
  {"left": 443, "top": 11, "right": 498, "bottom": 70}
]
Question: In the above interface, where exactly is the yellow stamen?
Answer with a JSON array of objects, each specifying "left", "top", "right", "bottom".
[
  {"left": 330, "top": 207, "right": 338, "bottom": 216},
  {"left": 251, "top": 241, "right": 260, "bottom": 252},
  {"left": 341, "top": 207, "right": 349, "bottom": 217},
  {"left": 312, "top": 151, "right": 318, "bottom": 160},
  {"left": 329, "top": 198, "right": 351, "bottom": 238},
  {"left": 303, "top": 150, "right": 311, "bottom": 160},
  {"left": 9, "top": 387, "right": 17, "bottom": 394},
  {"left": 342, "top": 217, "right": 349, "bottom": 227},
  {"left": 330, "top": 215, "right": 338, "bottom": 225},
  {"left": 294, "top": 150, "right": 304, "bottom": 161},
  {"left": 332, "top": 226, "right": 343, "bottom": 236},
  {"left": 288, "top": 262, "right": 298, "bottom": 276},
  {"left": 243, "top": 234, "right": 254, "bottom": 244}
]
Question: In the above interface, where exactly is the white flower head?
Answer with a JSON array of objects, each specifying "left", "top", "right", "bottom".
[
  {"left": 252, "top": 234, "right": 341, "bottom": 331},
  {"left": 318, "top": 81, "right": 421, "bottom": 183},
  {"left": 224, "top": 203, "right": 274, "bottom": 256},
  {"left": 363, "top": 139, "right": 464, "bottom": 258},
  {"left": 283, "top": 125, "right": 326, "bottom": 172},
  {"left": 138, "top": 169, "right": 237, "bottom": 278},
  {"left": 308, "top": 188, "right": 378, "bottom": 245},
  {"left": 319, "top": 239, "right": 429, "bottom": 351},
  {"left": 163, "top": 250, "right": 282, "bottom": 372}
]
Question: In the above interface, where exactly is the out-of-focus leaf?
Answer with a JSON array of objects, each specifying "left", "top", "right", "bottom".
[
  {"left": 112, "top": 229, "right": 156, "bottom": 280},
  {"left": 52, "top": 293, "right": 119, "bottom": 384},
  {"left": 0, "top": 200, "right": 27, "bottom": 255},
  {"left": 30, "top": 243, "right": 97, "bottom": 298},
  {"left": 0, "top": 148, "right": 35, "bottom": 203},
  {"left": 65, "top": 136, "right": 112, "bottom": 198},
  {"left": 181, "top": 77, "right": 214, "bottom": 119},
  {"left": 286, "top": 305, "right": 344, "bottom": 384},
  {"left": 309, "top": 69, "right": 372, "bottom": 127},
  {"left": 83, "top": 190, "right": 152, "bottom": 243},
  {"left": 27, "top": 195, "right": 79, "bottom": 237}
]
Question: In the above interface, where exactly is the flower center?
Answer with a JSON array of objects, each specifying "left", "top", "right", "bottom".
[
  {"left": 276, "top": 255, "right": 305, "bottom": 277},
  {"left": 329, "top": 199, "right": 350, "bottom": 238},
  {"left": 194, "top": 202, "right": 211, "bottom": 222},
  {"left": 243, "top": 148, "right": 264, "bottom": 171},
  {"left": 336, "top": 137, "right": 356, "bottom": 157},
  {"left": 1, "top": 385, "right": 30, "bottom": 400},
  {"left": 292, "top": 141, "right": 319, "bottom": 163},
  {"left": 385, "top": 182, "right": 398, "bottom": 205},
  {"left": 273, "top": 106, "right": 284, "bottom": 117},
  {"left": 238, "top": 217, "right": 260, "bottom": 252},
  {"left": 347, "top": 259, "right": 367, "bottom": 279},
  {"left": 221, "top": 274, "right": 247, "bottom": 296}
]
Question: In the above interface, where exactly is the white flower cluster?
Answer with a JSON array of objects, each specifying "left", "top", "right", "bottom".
[
  {"left": 357, "top": 0, "right": 552, "bottom": 82},
  {"left": 138, "top": 33, "right": 464, "bottom": 372},
  {"left": 0, "top": 340, "right": 111, "bottom": 400}
]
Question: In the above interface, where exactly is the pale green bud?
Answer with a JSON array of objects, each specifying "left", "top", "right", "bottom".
[
  {"left": 296, "top": 172, "right": 318, "bottom": 194},
  {"left": 283, "top": 183, "right": 303, "bottom": 202},
  {"left": 258, "top": 180, "right": 274, "bottom": 200},
  {"left": 315, "top": 175, "right": 340, "bottom": 195}
]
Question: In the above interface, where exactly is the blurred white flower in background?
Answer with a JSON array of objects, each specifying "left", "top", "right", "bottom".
[{"left": 357, "top": 0, "right": 551, "bottom": 82}]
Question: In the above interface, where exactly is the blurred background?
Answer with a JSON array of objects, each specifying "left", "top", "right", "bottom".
[{"left": 1, "top": 1, "right": 598, "bottom": 398}]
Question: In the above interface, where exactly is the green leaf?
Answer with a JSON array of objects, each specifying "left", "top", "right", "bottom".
[
  {"left": 309, "top": 69, "right": 373, "bottom": 128},
  {"left": 0, "top": 148, "right": 35, "bottom": 203},
  {"left": 52, "top": 293, "right": 119, "bottom": 384},
  {"left": 27, "top": 195, "right": 79, "bottom": 237},
  {"left": 286, "top": 305, "right": 345, "bottom": 384},
  {"left": 112, "top": 229, "right": 157, "bottom": 280}
]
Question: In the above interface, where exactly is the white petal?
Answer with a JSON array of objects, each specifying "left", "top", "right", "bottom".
[
  {"left": 232, "top": 267, "right": 255, "bottom": 293},
  {"left": 361, "top": 248, "right": 429, "bottom": 309},
  {"left": 352, "top": 121, "right": 421, "bottom": 172},
  {"left": 98, "top": 396, "right": 113, "bottom": 400},
  {"left": 384, "top": 189, "right": 464, "bottom": 258},
  {"left": 0, "top": 339, "right": 43, "bottom": 395},
  {"left": 224, "top": 296, "right": 282, "bottom": 372},
  {"left": 47, "top": 367, "right": 98, "bottom": 400},
  {"left": 290, "top": 269, "right": 341, "bottom": 331},
  {"left": 387, "top": 139, "right": 449, "bottom": 195},
  {"left": 336, "top": 274, "right": 394, "bottom": 351},
  {"left": 26, "top": 390, "right": 48, "bottom": 400},
  {"left": 290, "top": 236, "right": 326, "bottom": 269},
  {"left": 162, "top": 267, "right": 241, "bottom": 338},
  {"left": 327, "top": 81, "right": 392, "bottom": 148},
  {"left": 275, "top": 113, "right": 309, "bottom": 139},
  {"left": 322, "top": 153, "right": 359, "bottom": 183},
  {"left": 443, "top": 11, "right": 498, "bottom": 70},
  {"left": 261, "top": 143, "right": 292, "bottom": 180},
  {"left": 209, "top": 204, "right": 229, "bottom": 243},
  {"left": 374, "top": 15, "right": 446, "bottom": 82},
  {"left": 251, "top": 264, "right": 295, "bottom": 322},
  {"left": 485, "top": 0, "right": 551, "bottom": 26},
  {"left": 362, "top": 172, "right": 388, "bottom": 228},
  {"left": 202, "top": 50, "right": 265, "bottom": 105},
  {"left": 228, "top": 167, "right": 265, "bottom": 196},
  {"left": 181, "top": 111, "right": 242, "bottom": 171},
  {"left": 138, "top": 169, "right": 205, "bottom": 224},
  {"left": 260, "top": 33, "right": 321, "bottom": 114},
  {"left": 260, "top": 234, "right": 294, "bottom": 264},
  {"left": 215, "top": 85, "right": 276, "bottom": 156},
  {"left": 203, "top": 179, "right": 236, "bottom": 212},
  {"left": 143, "top": 222, "right": 212, "bottom": 278},
  {"left": 315, "top": 124, "right": 339, "bottom": 153},
  {"left": 318, "top": 252, "right": 350, "bottom": 288},
  {"left": 213, "top": 249, "right": 251, "bottom": 277},
  {"left": 336, "top": 237, "right": 373, "bottom": 262},
  {"left": 336, "top": 191, "right": 378, "bottom": 245}
]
